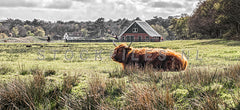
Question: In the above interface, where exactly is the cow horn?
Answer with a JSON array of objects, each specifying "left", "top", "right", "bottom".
[
  {"left": 113, "top": 40, "right": 118, "bottom": 47},
  {"left": 128, "top": 42, "right": 132, "bottom": 48}
]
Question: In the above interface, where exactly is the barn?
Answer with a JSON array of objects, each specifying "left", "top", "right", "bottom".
[
  {"left": 118, "top": 21, "right": 162, "bottom": 42},
  {"left": 63, "top": 32, "right": 83, "bottom": 40}
]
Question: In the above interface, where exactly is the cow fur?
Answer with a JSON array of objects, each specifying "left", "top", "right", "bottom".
[{"left": 111, "top": 43, "right": 188, "bottom": 71}]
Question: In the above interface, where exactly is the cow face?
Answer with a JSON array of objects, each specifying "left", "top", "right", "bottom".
[{"left": 112, "top": 43, "right": 132, "bottom": 63}]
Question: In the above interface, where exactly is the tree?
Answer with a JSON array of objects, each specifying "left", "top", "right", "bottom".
[
  {"left": 11, "top": 27, "right": 19, "bottom": 37},
  {"left": 80, "top": 28, "right": 88, "bottom": 37},
  {"left": 221, "top": 0, "right": 240, "bottom": 39},
  {"left": 188, "top": 0, "right": 240, "bottom": 39},
  {"left": 34, "top": 27, "right": 45, "bottom": 37},
  {"left": 87, "top": 18, "right": 105, "bottom": 37},
  {"left": 27, "top": 31, "right": 34, "bottom": 36},
  {"left": 169, "top": 16, "right": 191, "bottom": 40},
  {"left": 189, "top": 0, "right": 221, "bottom": 38},
  {"left": 151, "top": 24, "right": 169, "bottom": 39},
  {"left": 18, "top": 26, "right": 27, "bottom": 37}
]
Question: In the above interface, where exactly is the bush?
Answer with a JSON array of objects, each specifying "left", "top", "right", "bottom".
[{"left": 0, "top": 33, "right": 8, "bottom": 39}]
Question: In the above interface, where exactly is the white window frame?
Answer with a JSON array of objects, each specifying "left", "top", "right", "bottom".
[
  {"left": 132, "top": 28, "right": 138, "bottom": 33},
  {"left": 122, "top": 36, "right": 125, "bottom": 41}
]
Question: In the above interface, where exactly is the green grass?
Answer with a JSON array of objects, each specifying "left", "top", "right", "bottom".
[
  {"left": 0, "top": 39, "right": 239, "bottom": 109},
  {"left": 0, "top": 39, "right": 239, "bottom": 75}
]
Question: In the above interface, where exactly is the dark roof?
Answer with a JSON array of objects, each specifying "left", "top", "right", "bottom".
[{"left": 119, "top": 21, "right": 161, "bottom": 38}]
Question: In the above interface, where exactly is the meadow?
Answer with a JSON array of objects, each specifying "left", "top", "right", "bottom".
[{"left": 0, "top": 39, "right": 239, "bottom": 109}]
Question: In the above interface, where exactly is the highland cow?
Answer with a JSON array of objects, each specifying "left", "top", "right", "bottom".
[{"left": 111, "top": 42, "right": 188, "bottom": 71}]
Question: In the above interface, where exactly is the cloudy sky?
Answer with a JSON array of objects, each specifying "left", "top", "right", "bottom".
[{"left": 0, "top": 0, "right": 200, "bottom": 21}]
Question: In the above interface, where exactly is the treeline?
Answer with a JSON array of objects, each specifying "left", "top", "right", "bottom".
[
  {"left": 2, "top": 0, "right": 238, "bottom": 40},
  {"left": 0, "top": 17, "right": 174, "bottom": 40},
  {"left": 170, "top": 0, "right": 240, "bottom": 40}
]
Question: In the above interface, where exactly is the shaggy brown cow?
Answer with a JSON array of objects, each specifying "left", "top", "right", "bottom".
[{"left": 111, "top": 42, "right": 188, "bottom": 71}]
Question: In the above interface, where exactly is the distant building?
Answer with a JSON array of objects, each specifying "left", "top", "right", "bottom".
[
  {"left": 63, "top": 32, "right": 83, "bottom": 40},
  {"left": 0, "top": 19, "right": 7, "bottom": 23},
  {"left": 53, "top": 35, "right": 62, "bottom": 40},
  {"left": 118, "top": 21, "right": 162, "bottom": 42}
]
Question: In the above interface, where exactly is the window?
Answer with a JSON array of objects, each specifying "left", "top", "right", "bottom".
[
  {"left": 131, "top": 36, "right": 134, "bottom": 42},
  {"left": 132, "top": 28, "right": 138, "bottom": 33},
  {"left": 122, "top": 36, "right": 125, "bottom": 41},
  {"left": 126, "top": 36, "right": 131, "bottom": 42},
  {"left": 146, "top": 36, "right": 149, "bottom": 42},
  {"left": 138, "top": 36, "right": 142, "bottom": 42}
]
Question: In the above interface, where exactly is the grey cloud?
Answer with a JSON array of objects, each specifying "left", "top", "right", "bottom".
[
  {"left": 115, "top": 1, "right": 126, "bottom": 6},
  {"left": 151, "top": 1, "right": 183, "bottom": 8},
  {"left": 45, "top": 0, "right": 73, "bottom": 9},
  {"left": 140, "top": 0, "right": 152, "bottom": 3},
  {"left": 72, "top": 0, "right": 93, "bottom": 2},
  {"left": 185, "top": 0, "right": 200, "bottom": 2},
  {"left": 0, "top": 0, "right": 38, "bottom": 7},
  {"left": 0, "top": 0, "right": 73, "bottom": 9}
]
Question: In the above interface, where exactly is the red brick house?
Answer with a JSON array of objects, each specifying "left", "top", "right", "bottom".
[{"left": 118, "top": 21, "right": 162, "bottom": 42}]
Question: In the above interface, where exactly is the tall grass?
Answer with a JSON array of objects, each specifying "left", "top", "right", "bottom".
[
  {"left": 62, "top": 74, "right": 79, "bottom": 94},
  {"left": 125, "top": 84, "right": 174, "bottom": 110},
  {"left": 0, "top": 64, "right": 14, "bottom": 75},
  {"left": 0, "top": 64, "right": 240, "bottom": 109},
  {"left": 0, "top": 67, "right": 80, "bottom": 109},
  {"left": 0, "top": 70, "right": 44, "bottom": 109},
  {"left": 0, "top": 79, "right": 35, "bottom": 109}
]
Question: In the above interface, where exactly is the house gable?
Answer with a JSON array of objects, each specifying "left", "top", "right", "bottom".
[{"left": 125, "top": 22, "right": 146, "bottom": 34}]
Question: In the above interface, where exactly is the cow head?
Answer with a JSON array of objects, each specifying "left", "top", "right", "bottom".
[{"left": 111, "top": 41, "right": 132, "bottom": 63}]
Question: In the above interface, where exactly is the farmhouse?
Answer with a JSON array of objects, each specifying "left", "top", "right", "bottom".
[
  {"left": 63, "top": 32, "right": 83, "bottom": 40},
  {"left": 118, "top": 21, "right": 162, "bottom": 42}
]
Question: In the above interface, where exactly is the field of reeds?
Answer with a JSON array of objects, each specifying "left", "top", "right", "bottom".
[{"left": 0, "top": 39, "right": 239, "bottom": 109}]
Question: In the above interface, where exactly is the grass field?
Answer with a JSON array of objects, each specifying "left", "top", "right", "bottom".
[{"left": 0, "top": 39, "right": 239, "bottom": 109}]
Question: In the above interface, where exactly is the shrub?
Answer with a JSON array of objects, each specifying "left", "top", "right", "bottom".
[
  {"left": 44, "top": 69, "right": 56, "bottom": 77},
  {"left": 0, "top": 33, "right": 8, "bottom": 39}
]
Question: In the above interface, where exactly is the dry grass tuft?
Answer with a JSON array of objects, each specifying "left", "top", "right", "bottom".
[
  {"left": 62, "top": 74, "right": 79, "bottom": 94},
  {"left": 0, "top": 70, "right": 45, "bottom": 109},
  {"left": 125, "top": 84, "right": 174, "bottom": 110}
]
